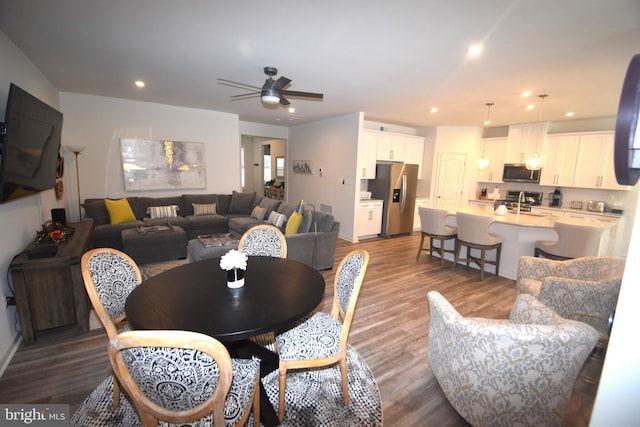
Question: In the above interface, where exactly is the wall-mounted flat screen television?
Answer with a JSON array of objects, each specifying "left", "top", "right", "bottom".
[{"left": 0, "top": 83, "right": 63, "bottom": 203}]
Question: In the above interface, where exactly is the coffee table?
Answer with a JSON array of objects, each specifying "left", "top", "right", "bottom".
[{"left": 188, "top": 233, "right": 239, "bottom": 262}]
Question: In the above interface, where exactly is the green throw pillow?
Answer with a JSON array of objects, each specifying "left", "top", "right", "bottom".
[
  {"left": 286, "top": 211, "right": 303, "bottom": 235},
  {"left": 105, "top": 198, "right": 136, "bottom": 224}
]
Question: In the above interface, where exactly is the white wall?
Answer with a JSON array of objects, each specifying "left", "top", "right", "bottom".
[
  {"left": 0, "top": 31, "right": 69, "bottom": 372},
  {"left": 59, "top": 93, "right": 241, "bottom": 220},
  {"left": 288, "top": 113, "right": 361, "bottom": 241}
]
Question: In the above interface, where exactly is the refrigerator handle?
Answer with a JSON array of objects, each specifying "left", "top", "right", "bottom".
[{"left": 400, "top": 174, "right": 407, "bottom": 213}]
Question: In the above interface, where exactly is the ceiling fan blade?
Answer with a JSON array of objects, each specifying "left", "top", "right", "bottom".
[
  {"left": 273, "top": 76, "right": 291, "bottom": 91},
  {"left": 281, "top": 90, "right": 324, "bottom": 100},
  {"left": 230, "top": 91, "right": 260, "bottom": 99},
  {"left": 279, "top": 95, "right": 290, "bottom": 106},
  {"left": 217, "top": 78, "right": 262, "bottom": 91}
]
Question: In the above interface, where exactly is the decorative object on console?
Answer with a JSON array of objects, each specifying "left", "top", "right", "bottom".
[
  {"left": 525, "top": 94, "right": 547, "bottom": 172},
  {"left": 120, "top": 139, "right": 206, "bottom": 190},
  {"left": 477, "top": 102, "right": 493, "bottom": 170}
]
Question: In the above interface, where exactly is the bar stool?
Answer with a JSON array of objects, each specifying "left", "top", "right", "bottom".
[
  {"left": 416, "top": 207, "right": 457, "bottom": 266},
  {"left": 453, "top": 212, "right": 502, "bottom": 280},
  {"left": 535, "top": 219, "right": 608, "bottom": 260}
]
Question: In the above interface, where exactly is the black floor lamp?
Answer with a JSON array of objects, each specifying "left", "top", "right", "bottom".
[{"left": 66, "top": 145, "right": 86, "bottom": 221}]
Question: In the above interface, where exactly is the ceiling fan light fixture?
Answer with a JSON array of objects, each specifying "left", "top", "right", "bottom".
[{"left": 261, "top": 88, "right": 280, "bottom": 105}]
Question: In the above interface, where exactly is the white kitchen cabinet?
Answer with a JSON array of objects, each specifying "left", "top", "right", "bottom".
[
  {"left": 477, "top": 137, "right": 507, "bottom": 183},
  {"left": 573, "top": 133, "right": 627, "bottom": 190},
  {"left": 376, "top": 133, "right": 405, "bottom": 161},
  {"left": 357, "top": 200, "right": 383, "bottom": 239},
  {"left": 506, "top": 123, "right": 545, "bottom": 164},
  {"left": 404, "top": 135, "right": 425, "bottom": 177},
  {"left": 540, "top": 135, "right": 579, "bottom": 186},
  {"left": 358, "top": 130, "right": 378, "bottom": 179}
]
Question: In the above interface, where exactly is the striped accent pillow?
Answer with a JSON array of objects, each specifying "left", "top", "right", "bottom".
[
  {"left": 267, "top": 211, "right": 287, "bottom": 228},
  {"left": 192, "top": 203, "right": 217, "bottom": 216},
  {"left": 147, "top": 205, "right": 179, "bottom": 219}
]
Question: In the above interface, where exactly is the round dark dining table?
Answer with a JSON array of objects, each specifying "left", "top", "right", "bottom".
[{"left": 125, "top": 256, "right": 326, "bottom": 342}]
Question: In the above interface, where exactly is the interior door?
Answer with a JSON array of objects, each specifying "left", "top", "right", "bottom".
[{"left": 434, "top": 152, "right": 466, "bottom": 209}]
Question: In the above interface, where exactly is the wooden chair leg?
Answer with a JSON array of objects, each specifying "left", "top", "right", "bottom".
[
  {"left": 452, "top": 240, "right": 460, "bottom": 270},
  {"left": 479, "top": 248, "right": 486, "bottom": 281},
  {"left": 416, "top": 233, "right": 426, "bottom": 261},
  {"left": 339, "top": 356, "right": 350, "bottom": 406},
  {"left": 278, "top": 365, "right": 287, "bottom": 421}
]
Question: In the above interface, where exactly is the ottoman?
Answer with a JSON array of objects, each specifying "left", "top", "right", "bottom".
[
  {"left": 122, "top": 225, "right": 187, "bottom": 265},
  {"left": 188, "top": 238, "right": 238, "bottom": 262}
]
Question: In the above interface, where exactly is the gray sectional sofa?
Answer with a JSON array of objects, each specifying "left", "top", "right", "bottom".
[{"left": 82, "top": 191, "right": 340, "bottom": 270}]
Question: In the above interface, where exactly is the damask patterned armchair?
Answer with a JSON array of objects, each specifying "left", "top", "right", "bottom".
[
  {"left": 427, "top": 291, "right": 599, "bottom": 427},
  {"left": 516, "top": 256, "right": 626, "bottom": 334}
]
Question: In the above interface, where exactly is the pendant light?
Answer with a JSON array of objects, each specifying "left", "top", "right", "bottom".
[
  {"left": 525, "top": 94, "right": 547, "bottom": 171},
  {"left": 477, "top": 102, "right": 493, "bottom": 170}
]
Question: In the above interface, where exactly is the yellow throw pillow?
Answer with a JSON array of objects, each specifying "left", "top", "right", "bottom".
[
  {"left": 286, "top": 211, "right": 303, "bottom": 235},
  {"left": 105, "top": 198, "right": 136, "bottom": 225}
]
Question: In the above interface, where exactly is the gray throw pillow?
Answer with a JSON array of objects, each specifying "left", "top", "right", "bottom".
[{"left": 228, "top": 191, "right": 256, "bottom": 214}]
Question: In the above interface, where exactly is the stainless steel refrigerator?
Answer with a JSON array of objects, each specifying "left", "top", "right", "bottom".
[{"left": 369, "top": 162, "right": 418, "bottom": 237}]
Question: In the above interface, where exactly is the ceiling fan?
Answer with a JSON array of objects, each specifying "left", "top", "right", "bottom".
[{"left": 218, "top": 66, "right": 323, "bottom": 106}]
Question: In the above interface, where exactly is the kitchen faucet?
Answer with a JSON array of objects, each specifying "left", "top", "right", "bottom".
[{"left": 517, "top": 191, "right": 525, "bottom": 215}]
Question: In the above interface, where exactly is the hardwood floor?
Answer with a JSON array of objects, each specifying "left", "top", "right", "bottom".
[{"left": 0, "top": 233, "right": 600, "bottom": 425}]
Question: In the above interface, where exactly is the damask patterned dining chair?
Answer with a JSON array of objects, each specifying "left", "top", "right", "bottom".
[
  {"left": 108, "top": 330, "right": 261, "bottom": 427},
  {"left": 238, "top": 223, "right": 288, "bottom": 258},
  {"left": 81, "top": 247, "right": 142, "bottom": 408},
  {"left": 275, "top": 249, "right": 370, "bottom": 421}
]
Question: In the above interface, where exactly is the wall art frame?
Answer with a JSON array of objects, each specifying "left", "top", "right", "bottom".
[
  {"left": 292, "top": 160, "right": 313, "bottom": 174},
  {"left": 120, "top": 138, "right": 206, "bottom": 191}
]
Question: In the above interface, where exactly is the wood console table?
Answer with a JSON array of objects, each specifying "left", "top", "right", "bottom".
[{"left": 10, "top": 220, "right": 94, "bottom": 345}]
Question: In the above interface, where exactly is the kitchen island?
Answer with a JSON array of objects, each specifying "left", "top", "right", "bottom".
[{"left": 441, "top": 205, "right": 614, "bottom": 280}]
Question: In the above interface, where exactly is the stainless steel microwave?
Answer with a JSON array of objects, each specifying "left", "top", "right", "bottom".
[{"left": 502, "top": 163, "right": 541, "bottom": 183}]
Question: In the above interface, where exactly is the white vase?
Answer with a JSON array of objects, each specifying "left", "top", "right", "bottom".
[{"left": 227, "top": 268, "right": 245, "bottom": 288}]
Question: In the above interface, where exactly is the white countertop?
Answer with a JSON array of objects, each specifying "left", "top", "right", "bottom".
[{"left": 469, "top": 199, "right": 623, "bottom": 219}]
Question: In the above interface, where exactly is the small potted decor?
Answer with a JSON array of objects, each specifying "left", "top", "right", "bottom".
[{"left": 220, "top": 249, "right": 248, "bottom": 288}]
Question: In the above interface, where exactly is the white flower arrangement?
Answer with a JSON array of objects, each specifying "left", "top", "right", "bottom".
[{"left": 219, "top": 249, "right": 248, "bottom": 271}]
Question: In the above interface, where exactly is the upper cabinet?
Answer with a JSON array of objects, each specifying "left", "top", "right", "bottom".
[
  {"left": 540, "top": 135, "right": 580, "bottom": 186},
  {"left": 359, "top": 130, "right": 378, "bottom": 179},
  {"left": 477, "top": 137, "right": 507, "bottom": 183},
  {"left": 361, "top": 129, "right": 425, "bottom": 177},
  {"left": 505, "top": 123, "right": 545, "bottom": 163},
  {"left": 573, "top": 132, "right": 627, "bottom": 190},
  {"left": 404, "top": 135, "right": 425, "bottom": 177},
  {"left": 376, "top": 133, "right": 406, "bottom": 161}
]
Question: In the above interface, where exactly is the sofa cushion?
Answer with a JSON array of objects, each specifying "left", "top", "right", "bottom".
[
  {"left": 192, "top": 203, "right": 217, "bottom": 216},
  {"left": 147, "top": 205, "right": 180, "bottom": 219},
  {"left": 313, "top": 211, "right": 335, "bottom": 232},
  {"left": 285, "top": 211, "right": 303, "bottom": 235},
  {"left": 267, "top": 211, "right": 287, "bottom": 229},
  {"left": 182, "top": 194, "right": 219, "bottom": 216},
  {"left": 228, "top": 216, "right": 262, "bottom": 235},
  {"left": 83, "top": 199, "right": 109, "bottom": 226},
  {"left": 228, "top": 191, "right": 255, "bottom": 214},
  {"left": 277, "top": 202, "right": 296, "bottom": 219},
  {"left": 258, "top": 197, "right": 281, "bottom": 218},
  {"left": 217, "top": 194, "right": 232, "bottom": 214},
  {"left": 297, "top": 210, "right": 313, "bottom": 234},
  {"left": 105, "top": 198, "right": 137, "bottom": 224},
  {"left": 251, "top": 206, "right": 267, "bottom": 220}
]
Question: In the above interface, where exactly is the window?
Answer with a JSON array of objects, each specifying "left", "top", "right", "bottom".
[{"left": 263, "top": 145, "right": 271, "bottom": 182}]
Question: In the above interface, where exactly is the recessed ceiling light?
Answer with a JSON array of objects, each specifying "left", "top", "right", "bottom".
[
  {"left": 288, "top": 107, "right": 295, "bottom": 113},
  {"left": 467, "top": 44, "right": 483, "bottom": 57},
  {"left": 526, "top": 104, "right": 535, "bottom": 110},
  {"left": 566, "top": 111, "right": 575, "bottom": 117},
  {"left": 521, "top": 91, "right": 531, "bottom": 98},
  {"left": 430, "top": 107, "right": 439, "bottom": 113},
  {"left": 135, "top": 80, "right": 145, "bottom": 88}
]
